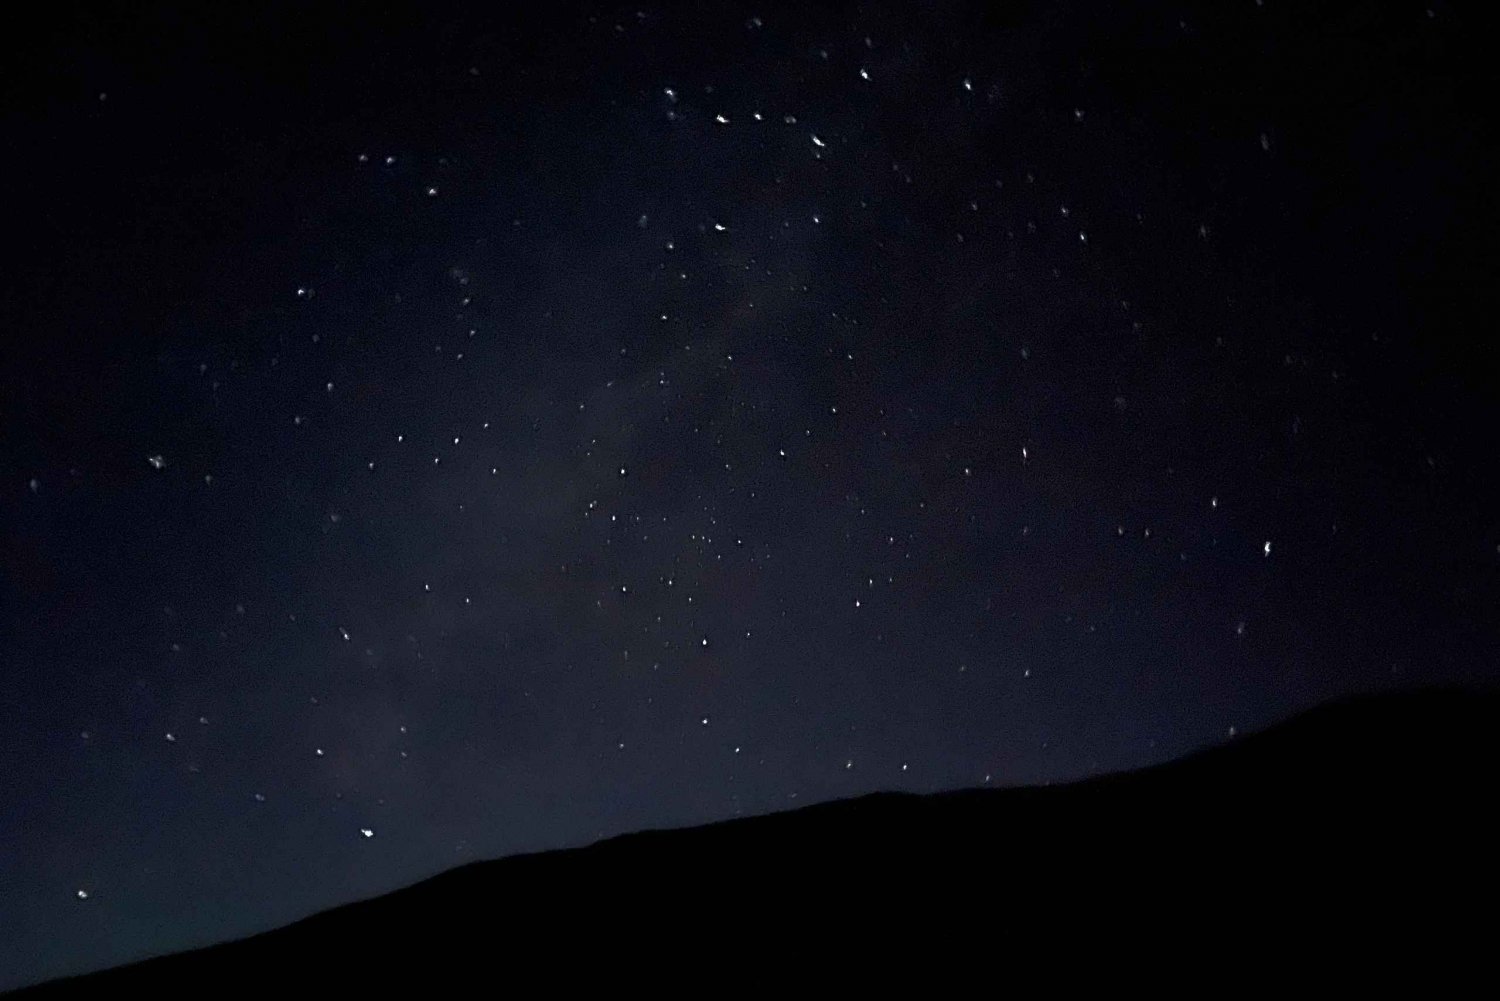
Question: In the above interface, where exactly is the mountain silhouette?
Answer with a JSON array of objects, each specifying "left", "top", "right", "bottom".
[{"left": 13, "top": 687, "right": 1497, "bottom": 994}]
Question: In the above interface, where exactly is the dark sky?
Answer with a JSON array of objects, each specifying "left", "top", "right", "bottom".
[{"left": 2, "top": 0, "right": 1496, "bottom": 988}]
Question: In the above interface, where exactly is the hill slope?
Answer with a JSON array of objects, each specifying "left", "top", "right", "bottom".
[{"left": 14, "top": 688, "right": 1498, "bottom": 994}]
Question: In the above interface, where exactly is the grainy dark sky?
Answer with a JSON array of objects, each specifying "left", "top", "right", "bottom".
[{"left": 2, "top": 0, "right": 1496, "bottom": 989}]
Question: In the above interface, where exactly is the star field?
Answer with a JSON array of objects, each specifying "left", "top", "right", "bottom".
[{"left": 2, "top": 0, "right": 1496, "bottom": 988}]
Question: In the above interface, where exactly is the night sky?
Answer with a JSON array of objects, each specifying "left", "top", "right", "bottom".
[{"left": 3, "top": 0, "right": 1497, "bottom": 988}]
